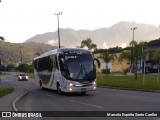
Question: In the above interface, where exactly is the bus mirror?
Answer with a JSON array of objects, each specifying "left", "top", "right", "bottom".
[{"left": 94, "top": 58, "right": 100, "bottom": 68}]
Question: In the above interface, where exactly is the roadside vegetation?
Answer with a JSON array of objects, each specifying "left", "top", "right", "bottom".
[
  {"left": 0, "top": 87, "right": 14, "bottom": 97},
  {"left": 0, "top": 37, "right": 160, "bottom": 92},
  {"left": 79, "top": 38, "right": 160, "bottom": 91},
  {"left": 28, "top": 73, "right": 34, "bottom": 79},
  {"left": 97, "top": 74, "right": 160, "bottom": 90}
]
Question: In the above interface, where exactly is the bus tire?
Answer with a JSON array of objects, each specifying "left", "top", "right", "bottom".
[{"left": 57, "top": 83, "right": 62, "bottom": 94}]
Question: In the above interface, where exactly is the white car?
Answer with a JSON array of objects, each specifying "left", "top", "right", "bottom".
[{"left": 18, "top": 74, "right": 29, "bottom": 81}]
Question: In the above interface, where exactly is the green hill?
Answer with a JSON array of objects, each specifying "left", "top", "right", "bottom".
[{"left": 0, "top": 41, "right": 55, "bottom": 66}]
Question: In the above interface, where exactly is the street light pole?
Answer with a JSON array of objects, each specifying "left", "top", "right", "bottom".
[
  {"left": 131, "top": 27, "right": 137, "bottom": 42},
  {"left": 129, "top": 27, "right": 137, "bottom": 74},
  {"left": 54, "top": 12, "right": 62, "bottom": 48}
]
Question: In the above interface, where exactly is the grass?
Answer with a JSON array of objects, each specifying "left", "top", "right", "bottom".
[
  {"left": 28, "top": 73, "right": 34, "bottom": 79},
  {"left": 97, "top": 74, "right": 160, "bottom": 90},
  {"left": 0, "top": 72, "right": 9, "bottom": 76},
  {"left": 0, "top": 87, "right": 14, "bottom": 97}
]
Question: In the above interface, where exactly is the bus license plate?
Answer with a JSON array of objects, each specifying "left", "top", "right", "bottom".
[{"left": 81, "top": 88, "right": 86, "bottom": 91}]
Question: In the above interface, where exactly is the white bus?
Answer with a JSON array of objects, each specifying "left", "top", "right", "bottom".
[{"left": 33, "top": 48, "right": 97, "bottom": 94}]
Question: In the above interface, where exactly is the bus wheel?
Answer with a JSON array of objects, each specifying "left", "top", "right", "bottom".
[
  {"left": 40, "top": 80, "right": 44, "bottom": 90},
  {"left": 57, "top": 83, "right": 62, "bottom": 94}
]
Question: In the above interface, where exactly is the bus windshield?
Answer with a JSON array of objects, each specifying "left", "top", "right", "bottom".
[{"left": 62, "top": 55, "right": 96, "bottom": 82}]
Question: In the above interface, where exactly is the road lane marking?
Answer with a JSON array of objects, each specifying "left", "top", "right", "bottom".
[
  {"left": 12, "top": 90, "right": 29, "bottom": 111},
  {"left": 70, "top": 100, "right": 103, "bottom": 109},
  {"left": 43, "top": 93, "right": 103, "bottom": 109}
]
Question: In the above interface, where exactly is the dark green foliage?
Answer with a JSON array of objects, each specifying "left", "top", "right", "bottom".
[
  {"left": 101, "top": 69, "right": 110, "bottom": 74},
  {"left": 0, "top": 41, "right": 54, "bottom": 66},
  {"left": 123, "top": 68, "right": 130, "bottom": 73},
  {"left": 107, "top": 46, "right": 122, "bottom": 54},
  {"left": 148, "top": 38, "right": 160, "bottom": 47},
  {"left": 93, "top": 49, "right": 107, "bottom": 54},
  {"left": 80, "top": 38, "right": 97, "bottom": 51},
  {"left": 94, "top": 46, "right": 122, "bottom": 54},
  {"left": 6, "top": 64, "right": 15, "bottom": 71},
  {"left": 17, "top": 64, "right": 34, "bottom": 73},
  {"left": 0, "top": 36, "right": 5, "bottom": 41},
  {"left": 0, "top": 87, "right": 14, "bottom": 97}
]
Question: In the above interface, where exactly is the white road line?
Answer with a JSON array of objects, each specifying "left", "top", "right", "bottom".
[
  {"left": 12, "top": 90, "right": 28, "bottom": 112},
  {"left": 43, "top": 93, "right": 103, "bottom": 109},
  {"left": 70, "top": 100, "right": 103, "bottom": 109}
]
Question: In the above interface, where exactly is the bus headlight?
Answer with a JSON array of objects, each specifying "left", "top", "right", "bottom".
[
  {"left": 69, "top": 83, "right": 73, "bottom": 87},
  {"left": 93, "top": 81, "right": 96, "bottom": 85},
  {"left": 69, "top": 88, "right": 73, "bottom": 91}
]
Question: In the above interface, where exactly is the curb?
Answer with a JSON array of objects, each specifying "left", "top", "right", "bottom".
[
  {"left": 97, "top": 86, "right": 160, "bottom": 93},
  {"left": 12, "top": 90, "right": 29, "bottom": 112}
]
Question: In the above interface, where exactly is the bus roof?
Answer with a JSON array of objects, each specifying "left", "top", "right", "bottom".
[{"left": 34, "top": 48, "right": 92, "bottom": 60}]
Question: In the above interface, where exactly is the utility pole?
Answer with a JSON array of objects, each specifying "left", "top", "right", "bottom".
[
  {"left": 20, "top": 45, "right": 22, "bottom": 63},
  {"left": 54, "top": 12, "right": 62, "bottom": 48},
  {"left": 142, "top": 46, "right": 145, "bottom": 85}
]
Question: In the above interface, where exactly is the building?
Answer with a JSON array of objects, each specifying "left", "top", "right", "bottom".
[{"left": 94, "top": 47, "right": 130, "bottom": 73}]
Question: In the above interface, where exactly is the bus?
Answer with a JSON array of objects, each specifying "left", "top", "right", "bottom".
[{"left": 33, "top": 48, "right": 97, "bottom": 94}]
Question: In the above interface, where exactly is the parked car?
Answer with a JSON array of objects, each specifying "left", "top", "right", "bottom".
[{"left": 18, "top": 74, "right": 29, "bottom": 81}]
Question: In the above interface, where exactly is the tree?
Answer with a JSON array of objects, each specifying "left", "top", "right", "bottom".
[
  {"left": 119, "top": 41, "right": 145, "bottom": 80},
  {"left": 152, "top": 48, "right": 160, "bottom": 82},
  {"left": 6, "top": 64, "right": 15, "bottom": 71},
  {"left": 0, "top": 36, "right": 5, "bottom": 41},
  {"left": 119, "top": 50, "right": 132, "bottom": 71},
  {"left": 17, "top": 64, "right": 32, "bottom": 73},
  {"left": 80, "top": 38, "right": 97, "bottom": 51},
  {"left": 99, "top": 51, "right": 116, "bottom": 74}
]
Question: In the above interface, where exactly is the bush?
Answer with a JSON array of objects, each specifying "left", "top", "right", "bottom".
[
  {"left": 101, "top": 69, "right": 110, "bottom": 74},
  {"left": 17, "top": 64, "right": 34, "bottom": 73},
  {"left": 123, "top": 68, "right": 130, "bottom": 73}
]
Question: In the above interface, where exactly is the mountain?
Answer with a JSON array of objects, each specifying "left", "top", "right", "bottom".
[
  {"left": 0, "top": 41, "right": 55, "bottom": 65},
  {"left": 25, "top": 21, "right": 160, "bottom": 48}
]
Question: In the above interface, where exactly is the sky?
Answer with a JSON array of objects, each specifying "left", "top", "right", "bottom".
[{"left": 0, "top": 0, "right": 160, "bottom": 43}]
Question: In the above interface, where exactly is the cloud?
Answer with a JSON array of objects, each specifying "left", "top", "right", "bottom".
[
  {"left": 121, "top": 43, "right": 127, "bottom": 48},
  {"left": 47, "top": 39, "right": 58, "bottom": 46}
]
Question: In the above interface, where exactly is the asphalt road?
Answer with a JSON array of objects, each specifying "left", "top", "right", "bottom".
[{"left": 1, "top": 74, "right": 160, "bottom": 120}]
